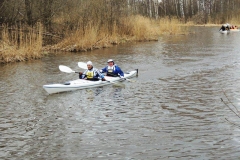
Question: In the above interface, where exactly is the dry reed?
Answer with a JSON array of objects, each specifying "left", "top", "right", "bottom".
[
  {"left": 49, "top": 16, "right": 185, "bottom": 52},
  {"left": 158, "top": 17, "right": 185, "bottom": 35},
  {"left": 1, "top": 16, "right": 185, "bottom": 63},
  {"left": 0, "top": 23, "right": 43, "bottom": 63}
]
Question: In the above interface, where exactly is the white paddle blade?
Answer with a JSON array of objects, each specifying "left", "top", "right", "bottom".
[
  {"left": 78, "top": 62, "right": 88, "bottom": 70},
  {"left": 59, "top": 65, "right": 75, "bottom": 73}
]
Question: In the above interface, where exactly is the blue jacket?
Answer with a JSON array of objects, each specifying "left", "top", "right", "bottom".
[{"left": 101, "top": 65, "right": 124, "bottom": 77}]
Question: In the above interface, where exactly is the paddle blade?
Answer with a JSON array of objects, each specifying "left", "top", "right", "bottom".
[
  {"left": 59, "top": 65, "right": 75, "bottom": 73},
  {"left": 78, "top": 62, "right": 88, "bottom": 70},
  {"left": 125, "top": 78, "right": 135, "bottom": 82}
]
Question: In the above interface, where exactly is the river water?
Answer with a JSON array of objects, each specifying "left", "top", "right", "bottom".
[{"left": 1, "top": 26, "right": 240, "bottom": 159}]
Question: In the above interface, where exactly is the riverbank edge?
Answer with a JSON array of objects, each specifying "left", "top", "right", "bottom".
[{"left": 1, "top": 24, "right": 226, "bottom": 64}]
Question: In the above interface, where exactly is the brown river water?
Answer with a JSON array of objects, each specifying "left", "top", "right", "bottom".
[{"left": 1, "top": 26, "right": 240, "bottom": 159}]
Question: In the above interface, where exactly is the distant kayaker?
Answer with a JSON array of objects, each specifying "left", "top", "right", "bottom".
[
  {"left": 232, "top": 25, "right": 238, "bottom": 29},
  {"left": 100, "top": 59, "right": 124, "bottom": 77},
  {"left": 219, "top": 24, "right": 227, "bottom": 31},
  {"left": 231, "top": 25, "right": 235, "bottom": 29},
  {"left": 226, "top": 23, "right": 230, "bottom": 30},
  {"left": 79, "top": 61, "right": 106, "bottom": 81}
]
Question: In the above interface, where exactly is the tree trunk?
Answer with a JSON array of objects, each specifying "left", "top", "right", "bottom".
[
  {"left": 0, "top": 0, "right": 5, "bottom": 24},
  {"left": 179, "top": 0, "right": 184, "bottom": 18},
  {"left": 153, "top": 0, "right": 158, "bottom": 19},
  {"left": 148, "top": 0, "right": 152, "bottom": 18},
  {"left": 191, "top": 0, "right": 194, "bottom": 15},
  {"left": 220, "top": 0, "right": 223, "bottom": 13},
  {"left": 25, "top": 0, "right": 33, "bottom": 26},
  {"left": 175, "top": 0, "right": 179, "bottom": 17},
  {"left": 42, "top": 0, "right": 54, "bottom": 30}
]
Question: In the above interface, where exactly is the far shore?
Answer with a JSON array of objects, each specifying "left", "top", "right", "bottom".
[
  {"left": 193, "top": 23, "right": 240, "bottom": 27},
  {"left": 1, "top": 19, "right": 239, "bottom": 64},
  {"left": 1, "top": 16, "right": 186, "bottom": 64}
]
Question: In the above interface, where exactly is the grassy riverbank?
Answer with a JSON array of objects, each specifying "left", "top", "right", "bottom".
[
  {"left": 0, "top": 16, "right": 186, "bottom": 64},
  {"left": 0, "top": 23, "right": 43, "bottom": 63},
  {"left": 2, "top": 14, "right": 240, "bottom": 64},
  {"left": 46, "top": 16, "right": 186, "bottom": 52}
]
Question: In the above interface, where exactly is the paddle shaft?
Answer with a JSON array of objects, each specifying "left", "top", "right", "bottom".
[{"left": 59, "top": 65, "right": 82, "bottom": 74}]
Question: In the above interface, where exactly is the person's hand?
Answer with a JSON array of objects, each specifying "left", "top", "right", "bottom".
[{"left": 102, "top": 78, "right": 106, "bottom": 81}]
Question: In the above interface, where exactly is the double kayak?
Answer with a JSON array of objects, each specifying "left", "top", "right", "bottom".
[
  {"left": 219, "top": 29, "right": 240, "bottom": 34},
  {"left": 43, "top": 69, "right": 138, "bottom": 94},
  {"left": 230, "top": 29, "right": 240, "bottom": 32}
]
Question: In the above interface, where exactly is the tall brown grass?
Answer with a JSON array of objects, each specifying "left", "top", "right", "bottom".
[
  {"left": 1, "top": 16, "right": 185, "bottom": 63},
  {"left": 228, "top": 15, "right": 240, "bottom": 26},
  {"left": 52, "top": 25, "right": 111, "bottom": 52},
  {"left": 50, "top": 15, "right": 185, "bottom": 52},
  {"left": 0, "top": 23, "right": 43, "bottom": 63},
  {"left": 118, "top": 15, "right": 158, "bottom": 41},
  {"left": 187, "top": 11, "right": 240, "bottom": 27},
  {"left": 158, "top": 17, "right": 186, "bottom": 35}
]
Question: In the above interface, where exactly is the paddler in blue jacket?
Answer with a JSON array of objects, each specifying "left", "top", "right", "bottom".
[
  {"left": 100, "top": 59, "right": 124, "bottom": 77},
  {"left": 79, "top": 61, "right": 106, "bottom": 81}
]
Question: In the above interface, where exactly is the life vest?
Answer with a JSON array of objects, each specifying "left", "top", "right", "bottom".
[
  {"left": 86, "top": 71, "right": 94, "bottom": 79},
  {"left": 107, "top": 66, "right": 118, "bottom": 77},
  {"left": 85, "top": 69, "right": 99, "bottom": 81}
]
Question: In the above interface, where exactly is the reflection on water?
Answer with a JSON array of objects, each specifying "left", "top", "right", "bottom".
[{"left": 1, "top": 27, "right": 240, "bottom": 159}]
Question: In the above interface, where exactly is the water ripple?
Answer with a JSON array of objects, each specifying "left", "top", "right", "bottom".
[{"left": 1, "top": 27, "right": 240, "bottom": 159}]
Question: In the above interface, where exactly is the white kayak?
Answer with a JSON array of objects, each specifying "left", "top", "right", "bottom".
[
  {"left": 219, "top": 29, "right": 239, "bottom": 34},
  {"left": 43, "top": 69, "right": 138, "bottom": 94},
  {"left": 230, "top": 29, "right": 240, "bottom": 32},
  {"left": 219, "top": 29, "right": 229, "bottom": 34}
]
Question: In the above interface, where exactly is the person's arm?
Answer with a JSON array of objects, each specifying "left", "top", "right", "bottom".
[
  {"left": 116, "top": 66, "right": 124, "bottom": 77},
  {"left": 95, "top": 69, "right": 105, "bottom": 80},
  {"left": 80, "top": 70, "right": 87, "bottom": 79},
  {"left": 79, "top": 72, "right": 83, "bottom": 79},
  {"left": 100, "top": 66, "right": 107, "bottom": 73}
]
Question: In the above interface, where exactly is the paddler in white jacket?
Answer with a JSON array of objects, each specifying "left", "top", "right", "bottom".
[{"left": 79, "top": 61, "right": 106, "bottom": 81}]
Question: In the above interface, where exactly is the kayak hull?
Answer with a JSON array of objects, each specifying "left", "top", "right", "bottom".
[
  {"left": 219, "top": 29, "right": 239, "bottom": 34},
  {"left": 43, "top": 70, "right": 138, "bottom": 94},
  {"left": 230, "top": 29, "right": 240, "bottom": 32},
  {"left": 219, "top": 30, "right": 229, "bottom": 34}
]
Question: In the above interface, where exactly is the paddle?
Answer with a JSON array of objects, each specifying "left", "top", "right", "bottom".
[
  {"left": 78, "top": 62, "right": 88, "bottom": 70},
  {"left": 77, "top": 62, "right": 134, "bottom": 82},
  {"left": 59, "top": 65, "right": 80, "bottom": 73}
]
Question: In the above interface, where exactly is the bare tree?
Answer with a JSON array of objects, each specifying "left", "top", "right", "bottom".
[
  {"left": 2, "top": 0, "right": 240, "bottom": 30},
  {"left": 179, "top": 0, "right": 185, "bottom": 18},
  {"left": 25, "top": 0, "right": 33, "bottom": 26},
  {"left": 0, "top": 0, "right": 5, "bottom": 24}
]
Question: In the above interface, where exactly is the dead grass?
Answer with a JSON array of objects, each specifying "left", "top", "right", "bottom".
[
  {"left": 158, "top": 17, "right": 186, "bottom": 35},
  {"left": 47, "top": 16, "right": 186, "bottom": 52},
  {"left": 1, "top": 16, "right": 186, "bottom": 63},
  {"left": 119, "top": 15, "right": 159, "bottom": 41},
  {"left": 0, "top": 23, "right": 43, "bottom": 63}
]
